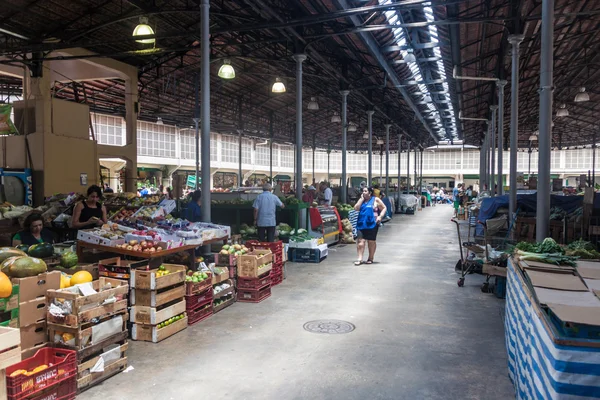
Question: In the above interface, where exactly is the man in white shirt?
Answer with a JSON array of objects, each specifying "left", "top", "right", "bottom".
[
  {"left": 323, "top": 182, "right": 333, "bottom": 206},
  {"left": 253, "top": 183, "right": 285, "bottom": 242}
]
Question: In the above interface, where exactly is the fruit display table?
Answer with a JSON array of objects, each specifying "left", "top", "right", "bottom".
[
  {"left": 76, "top": 236, "right": 227, "bottom": 268},
  {"left": 211, "top": 202, "right": 309, "bottom": 234}
]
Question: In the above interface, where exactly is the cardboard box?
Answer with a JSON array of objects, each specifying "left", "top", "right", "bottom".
[
  {"left": 20, "top": 321, "right": 47, "bottom": 350},
  {"left": 19, "top": 297, "right": 47, "bottom": 327},
  {"left": 526, "top": 270, "right": 588, "bottom": 291},
  {"left": 12, "top": 271, "right": 61, "bottom": 302}
]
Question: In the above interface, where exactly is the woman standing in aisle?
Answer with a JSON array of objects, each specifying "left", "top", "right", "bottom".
[
  {"left": 353, "top": 187, "right": 387, "bottom": 265},
  {"left": 72, "top": 185, "right": 107, "bottom": 229}
]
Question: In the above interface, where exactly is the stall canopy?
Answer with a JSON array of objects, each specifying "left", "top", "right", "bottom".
[
  {"left": 476, "top": 194, "right": 585, "bottom": 236},
  {"left": 273, "top": 175, "right": 292, "bottom": 182}
]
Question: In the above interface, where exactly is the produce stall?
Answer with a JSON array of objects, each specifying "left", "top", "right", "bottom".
[{"left": 505, "top": 256, "right": 600, "bottom": 399}]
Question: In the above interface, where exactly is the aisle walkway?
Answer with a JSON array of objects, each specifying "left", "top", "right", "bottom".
[{"left": 81, "top": 205, "right": 514, "bottom": 400}]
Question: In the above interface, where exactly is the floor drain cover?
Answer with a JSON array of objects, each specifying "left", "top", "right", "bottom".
[{"left": 303, "top": 320, "right": 355, "bottom": 334}]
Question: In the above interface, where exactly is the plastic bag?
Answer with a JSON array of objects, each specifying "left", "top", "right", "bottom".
[{"left": 0, "top": 104, "right": 18, "bottom": 135}]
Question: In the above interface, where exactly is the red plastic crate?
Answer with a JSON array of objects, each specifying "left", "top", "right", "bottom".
[
  {"left": 237, "top": 271, "right": 271, "bottom": 290},
  {"left": 10, "top": 375, "right": 76, "bottom": 400},
  {"left": 185, "top": 286, "right": 213, "bottom": 310},
  {"left": 6, "top": 348, "right": 77, "bottom": 400},
  {"left": 187, "top": 302, "right": 213, "bottom": 325},
  {"left": 238, "top": 285, "right": 271, "bottom": 303},
  {"left": 271, "top": 270, "right": 283, "bottom": 286},
  {"left": 228, "top": 266, "right": 237, "bottom": 279}
]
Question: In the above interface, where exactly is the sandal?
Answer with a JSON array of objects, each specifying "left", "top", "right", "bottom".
[
  {"left": 354, "top": 260, "right": 363, "bottom": 265},
  {"left": 365, "top": 260, "right": 373, "bottom": 265}
]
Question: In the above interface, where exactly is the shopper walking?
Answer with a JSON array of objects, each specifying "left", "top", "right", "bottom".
[
  {"left": 253, "top": 183, "right": 285, "bottom": 242},
  {"left": 322, "top": 182, "right": 333, "bottom": 206},
  {"left": 453, "top": 183, "right": 462, "bottom": 217},
  {"left": 354, "top": 187, "right": 387, "bottom": 265}
]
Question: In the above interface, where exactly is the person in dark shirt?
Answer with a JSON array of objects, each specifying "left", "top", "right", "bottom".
[
  {"left": 103, "top": 183, "right": 114, "bottom": 193},
  {"left": 12, "top": 213, "right": 54, "bottom": 246},
  {"left": 72, "top": 185, "right": 107, "bottom": 229},
  {"left": 187, "top": 190, "right": 202, "bottom": 222}
]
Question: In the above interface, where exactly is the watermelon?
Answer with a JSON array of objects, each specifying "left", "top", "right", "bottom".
[
  {"left": 16, "top": 245, "right": 29, "bottom": 253},
  {"left": 27, "top": 243, "right": 54, "bottom": 258},
  {"left": 60, "top": 251, "right": 78, "bottom": 269}
]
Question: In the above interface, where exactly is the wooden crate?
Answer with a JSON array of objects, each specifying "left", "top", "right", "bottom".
[
  {"left": 211, "top": 266, "right": 229, "bottom": 285},
  {"left": 46, "top": 277, "right": 129, "bottom": 327},
  {"left": 11, "top": 271, "right": 61, "bottom": 303},
  {"left": 19, "top": 297, "right": 47, "bottom": 327},
  {"left": 49, "top": 263, "right": 100, "bottom": 280},
  {"left": 48, "top": 312, "right": 128, "bottom": 351},
  {"left": 0, "top": 326, "right": 21, "bottom": 370},
  {"left": 131, "top": 283, "right": 185, "bottom": 307},
  {"left": 130, "top": 264, "right": 186, "bottom": 290},
  {"left": 75, "top": 333, "right": 128, "bottom": 393},
  {"left": 0, "top": 326, "right": 21, "bottom": 400},
  {"left": 98, "top": 257, "right": 147, "bottom": 280},
  {"left": 238, "top": 250, "right": 273, "bottom": 278},
  {"left": 131, "top": 315, "right": 187, "bottom": 343},
  {"left": 131, "top": 300, "right": 186, "bottom": 325}
]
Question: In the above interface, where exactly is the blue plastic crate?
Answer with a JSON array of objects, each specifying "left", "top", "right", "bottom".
[
  {"left": 494, "top": 276, "right": 506, "bottom": 299},
  {"left": 288, "top": 247, "right": 326, "bottom": 263}
]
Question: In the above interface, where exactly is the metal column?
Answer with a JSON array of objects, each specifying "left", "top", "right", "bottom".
[
  {"left": 367, "top": 110, "right": 374, "bottom": 185},
  {"left": 269, "top": 112, "right": 274, "bottom": 182},
  {"left": 497, "top": 80, "right": 507, "bottom": 195},
  {"left": 193, "top": 73, "right": 200, "bottom": 190},
  {"left": 508, "top": 34, "right": 524, "bottom": 220},
  {"left": 419, "top": 148, "right": 424, "bottom": 194},
  {"left": 406, "top": 141, "right": 411, "bottom": 189},
  {"left": 537, "top": 0, "right": 554, "bottom": 241},
  {"left": 340, "top": 90, "right": 349, "bottom": 203},
  {"left": 593, "top": 133, "right": 597, "bottom": 185},
  {"left": 200, "top": 0, "right": 211, "bottom": 222},
  {"left": 293, "top": 54, "right": 307, "bottom": 200},
  {"left": 327, "top": 147, "right": 331, "bottom": 183},
  {"left": 479, "top": 134, "right": 486, "bottom": 192},
  {"left": 385, "top": 124, "right": 391, "bottom": 195},
  {"left": 414, "top": 146, "right": 418, "bottom": 190},
  {"left": 490, "top": 106, "right": 498, "bottom": 195},
  {"left": 397, "top": 134, "right": 402, "bottom": 193},
  {"left": 237, "top": 97, "right": 243, "bottom": 187}
]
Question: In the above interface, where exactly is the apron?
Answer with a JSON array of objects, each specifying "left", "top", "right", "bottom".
[{"left": 357, "top": 196, "right": 377, "bottom": 231}]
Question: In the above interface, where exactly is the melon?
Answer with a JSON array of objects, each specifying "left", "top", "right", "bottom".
[
  {"left": 1, "top": 256, "right": 47, "bottom": 278},
  {"left": 70, "top": 270, "right": 93, "bottom": 286},
  {"left": 0, "top": 248, "right": 26, "bottom": 264}
]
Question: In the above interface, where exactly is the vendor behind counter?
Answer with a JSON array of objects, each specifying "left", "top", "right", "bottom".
[
  {"left": 12, "top": 213, "right": 55, "bottom": 246},
  {"left": 71, "top": 185, "right": 108, "bottom": 229}
]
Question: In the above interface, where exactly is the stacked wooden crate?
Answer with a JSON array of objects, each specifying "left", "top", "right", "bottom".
[
  {"left": 0, "top": 326, "right": 21, "bottom": 400},
  {"left": 130, "top": 264, "right": 188, "bottom": 342},
  {"left": 45, "top": 277, "right": 129, "bottom": 393},
  {"left": 12, "top": 271, "right": 61, "bottom": 358},
  {"left": 237, "top": 250, "right": 273, "bottom": 303},
  {"left": 212, "top": 266, "right": 235, "bottom": 312}
]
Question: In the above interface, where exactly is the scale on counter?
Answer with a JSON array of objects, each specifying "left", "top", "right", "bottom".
[
  {"left": 0, "top": 168, "right": 32, "bottom": 206},
  {"left": 308, "top": 206, "right": 341, "bottom": 245}
]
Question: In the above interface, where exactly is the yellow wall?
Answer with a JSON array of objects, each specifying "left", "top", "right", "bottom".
[{"left": 43, "top": 135, "right": 98, "bottom": 195}]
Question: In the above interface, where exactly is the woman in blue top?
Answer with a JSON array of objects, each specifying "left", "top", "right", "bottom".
[
  {"left": 187, "top": 190, "right": 202, "bottom": 222},
  {"left": 353, "top": 187, "right": 387, "bottom": 265}
]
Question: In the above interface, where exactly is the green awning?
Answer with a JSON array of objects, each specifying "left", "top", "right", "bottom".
[
  {"left": 463, "top": 174, "right": 480, "bottom": 179},
  {"left": 186, "top": 175, "right": 201, "bottom": 188},
  {"left": 274, "top": 174, "right": 292, "bottom": 181}
]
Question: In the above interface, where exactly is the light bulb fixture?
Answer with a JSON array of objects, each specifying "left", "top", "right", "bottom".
[
  {"left": 377, "top": 138, "right": 384, "bottom": 145},
  {"left": 272, "top": 78, "right": 286, "bottom": 93},
  {"left": 423, "top": 94, "right": 432, "bottom": 103},
  {"left": 156, "top": 117, "right": 163, "bottom": 125},
  {"left": 331, "top": 112, "right": 341, "bottom": 123},
  {"left": 218, "top": 59, "right": 235, "bottom": 79},
  {"left": 556, "top": 103, "right": 569, "bottom": 117},
  {"left": 307, "top": 97, "right": 319, "bottom": 110},
  {"left": 133, "top": 17, "right": 155, "bottom": 44},
  {"left": 574, "top": 87, "right": 589, "bottom": 102},
  {"left": 363, "top": 130, "right": 369, "bottom": 139},
  {"left": 529, "top": 134, "right": 537, "bottom": 141},
  {"left": 348, "top": 122, "right": 357, "bottom": 132},
  {"left": 404, "top": 50, "right": 416, "bottom": 63},
  {"left": 534, "top": 130, "right": 539, "bottom": 136}
]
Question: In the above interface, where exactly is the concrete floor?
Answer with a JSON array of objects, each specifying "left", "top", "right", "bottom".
[{"left": 80, "top": 205, "right": 514, "bottom": 400}]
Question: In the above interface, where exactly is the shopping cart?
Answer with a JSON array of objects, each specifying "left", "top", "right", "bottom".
[{"left": 451, "top": 218, "right": 486, "bottom": 287}]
